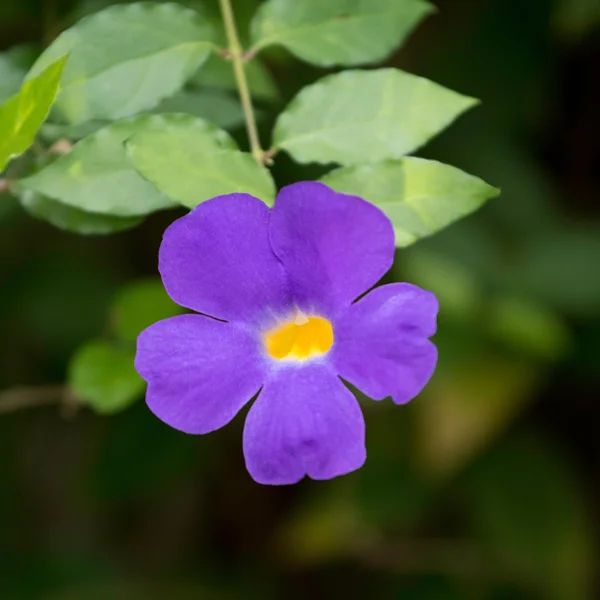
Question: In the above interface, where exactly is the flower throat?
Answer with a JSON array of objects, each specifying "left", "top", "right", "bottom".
[{"left": 264, "top": 311, "right": 333, "bottom": 361}]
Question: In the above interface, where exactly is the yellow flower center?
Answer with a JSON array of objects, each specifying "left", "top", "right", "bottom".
[{"left": 264, "top": 311, "right": 334, "bottom": 361}]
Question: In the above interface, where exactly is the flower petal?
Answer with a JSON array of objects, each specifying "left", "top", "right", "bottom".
[
  {"left": 332, "top": 283, "right": 438, "bottom": 404},
  {"left": 159, "top": 193, "right": 290, "bottom": 323},
  {"left": 243, "top": 364, "right": 366, "bottom": 485},
  {"left": 269, "top": 182, "right": 395, "bottom": 314},
  {"left": 135, "top": 314, "right": 266, "bottom": 434}
]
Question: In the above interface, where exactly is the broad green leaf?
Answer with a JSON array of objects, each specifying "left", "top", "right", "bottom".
[
  {"left": 191, "top": 53, "right": 279, "bottom": 101},
  {"left": 250, "top": 0, "right": 434, "bottom": 67},
  {"left": 154, "top": 89, "right": 245, "bottom": 129},
  {"left": 18, "top": 114, "right": 192, "bottom": 217},
  {"left": 111, "top": 277, "right": 182, "bottom": 343},
  {"left": 19, "top": 189, "right": 143, "bottom": 235},
  {"left": 127, "top": 117, "right": 276, "bottom": 208},
  {"left": 69, "top": 340, "right": 144, "bottom": 414},
  {"left": 321, "top": 158, "right": 499, "bottom": 245},
  {"left": 465, "top": 432, "right": 594, "bottom": 600},
  {"left": 27, "top": 2, "right": 217, "bottom": 125},
  {"left": 0, "top": 55, "right": 68, "bottom": 172},
  {"left": 273, "top": 69, "right": 478, "bottom": 165}
]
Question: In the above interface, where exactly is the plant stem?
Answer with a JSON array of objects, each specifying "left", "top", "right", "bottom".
[
  {"left": 218, "top": 0, "right": 264, "bottom": 165},
  {"left": 0, "top": 384, "right": 70, "bottom": 415}
]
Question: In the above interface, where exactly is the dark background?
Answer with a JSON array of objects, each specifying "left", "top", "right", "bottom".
[{"left": 1, "top": 0, "right": 599, "bottom": 598}]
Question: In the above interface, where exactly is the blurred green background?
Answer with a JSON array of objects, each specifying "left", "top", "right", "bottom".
[{"left": 1, "top": 0, "right": 600, "bottom": 598}]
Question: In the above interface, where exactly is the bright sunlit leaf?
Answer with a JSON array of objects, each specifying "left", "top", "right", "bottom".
[
  {"left": 27, "top": 2, "right": 217, "bottom": 124},
  {"left": 273, "top": 69, "right": 478, "bottom": 165},
  {"left": 127, "top": 117, "right": 276, "bottom": 208},
  {"left": 0, "top": 55, "right": 68, "bottom": 172},
  {"left": 250, "top": 0, "right": 434, "bottom": 67},
  {"left": 322, "top": 157, "right": 499, "bottom": 246}
]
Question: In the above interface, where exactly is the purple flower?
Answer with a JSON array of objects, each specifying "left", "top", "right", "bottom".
[{"left": 135, "top": 182, "right": 438, "bottom": 485}]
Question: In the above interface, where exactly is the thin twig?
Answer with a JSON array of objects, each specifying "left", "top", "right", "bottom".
[
  {"left": 0, "top": 384, "right": 76, "bottom": 415},
  {"left": 262, "top": 147, "right": 277, "bottom": 166},
  {"left": 218, "top": 0, "right": 265, "bottom": 165}
]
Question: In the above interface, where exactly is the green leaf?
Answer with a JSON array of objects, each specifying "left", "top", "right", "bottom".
[
  {"left": 111, "top": 277, "right": 182, "bottom": 343},
  {"left": 191, "top": 53, "right": 279, "bottom": 102},
  {"left": 69, "top": 340, "right": 145, "bottom": 414},
  {"left": 27, "top": 2, "right": 217, "bottom": 125},
  {"left": 322, "top": 158, "right": 498, "bottom": 246},
  {"left": 273, "top": 69, "right": 478, "bottom": 165},
  {"left": 154, "top": 89, "right": 245, "bottom": 129},
  {"left": 19, "top": 189, "right": 143, "bottom": 234},
  {"left": 0, "top": 55, "right": 68, "bottom": 172},
  {"left": 250, "top": 0, "right": 434, "bottom": 67},
  {"left": 465, "top": 432, "right": 594, "bottom": 600},
  {"left": 18, "top": 114, "right": 186, "bottom": 217},
  {"left": 127, "top": 116, "right": 276, "bottom": 208}
]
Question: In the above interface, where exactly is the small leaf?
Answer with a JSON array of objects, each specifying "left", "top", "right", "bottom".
[
  {"left": 322, "top": 158, "right": 499, "bottom": 246},
  {"left": 191, "top": 53, "right": 279, "bottom": 102},
  {"left": 154, "top": 89, "right": 245, "bottom": 130},
  {"left": 0, "top": 55, "right": 68, "bottom": 172},
  {"left": 27, "top": 2, "right": 217, "bottom": 125},
  {"left": 250, "top": 0, "right": 434, "bottom": 67},
  {"left": 69, "top": 340, "right": 145, "bottom": 414},
  {"left": 111, "top": 277, "right": 182, "bottom": 343},
  {"left": 19, "top": 189, "right": 143, "bottom": 234},
  {"left": 273, "top": 69, "right": 478, "bottom": 165},
  {"left": 18, "top": 114, "right": 192, "bottom": 217},
  {"left": 127, "top": 116, "right": 276, "bottom": 208}
]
